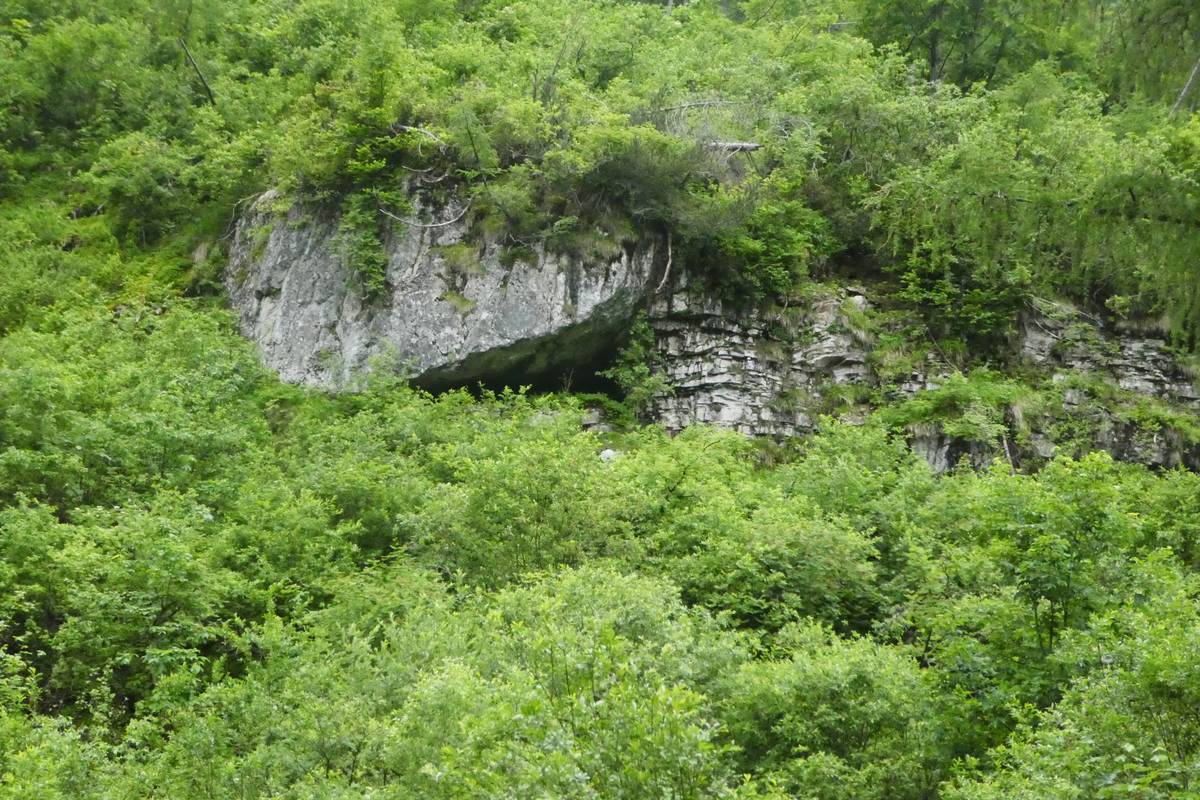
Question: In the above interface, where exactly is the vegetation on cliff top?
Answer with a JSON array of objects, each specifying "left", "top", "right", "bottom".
[{"left": 4, "top": 0, "right": 1200, "bottom": 338}]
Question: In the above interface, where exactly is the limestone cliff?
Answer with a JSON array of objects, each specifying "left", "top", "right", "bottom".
[
  {"left": 647, "top": 287, "right": 1199, "bottom": 470},
  {"left": 226, "top": 191, "right": 660, "bottom": 389},
  {"left": 227, "top": 194, "right": 1199, "bottom": 471},
  {"left": 647, "top": 284, "right": 873, "bottom": 437}
]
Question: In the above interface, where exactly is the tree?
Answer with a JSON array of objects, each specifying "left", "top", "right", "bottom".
[{"left": 858, "top": 0, "right": 1071, "bottom": 85}]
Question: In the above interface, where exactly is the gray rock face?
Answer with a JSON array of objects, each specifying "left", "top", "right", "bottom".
[
  {"left": 226, "top": 192, "right": 1198, "bottom": 472},
  {"left": 648, "top": 289, "right": 1199, "bottom": 472},
  {"left": 907, "top": 423, "right": 999, "bottom": 475},
  {"left": 1019, "top": 298, "right": 1199, "bottom": 408},
  {"left": 226, "top": 191, "right": 659, "bottom": 389},
  {"left": 648, "top": 284, "right": 873, "bottom": 436}
]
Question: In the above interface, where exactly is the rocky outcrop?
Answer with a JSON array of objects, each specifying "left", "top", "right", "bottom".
[
  {"left": 1019, "top": 298, "right": 1199, "bottom": 408},
  {"left": 226, "top": 192, "right": 1198, "bottom": 471},
  {"left": 648, "top": 285, "right": 873, "bottom": 436},
  {"left": 648, "top": 291, "right": 1199, "bottom": 471},
  {"left": 226, "top": 191, "right": 660, "bottom": 389}
]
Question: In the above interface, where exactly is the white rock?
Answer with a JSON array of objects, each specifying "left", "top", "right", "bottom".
[{"left": 226, "top": 190, "right": 658, "bottom": 389}]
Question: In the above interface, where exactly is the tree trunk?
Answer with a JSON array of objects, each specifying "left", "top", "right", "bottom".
[{"left": 927, "top": 3, "right": 946, "bottom": 82}]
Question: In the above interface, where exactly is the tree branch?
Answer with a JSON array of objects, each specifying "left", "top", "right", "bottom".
[
  {"left": 706, "top": 141, "right": 762, "bottom": 152},
  {"left": 1171, "top": 53, "right": 1200, "bottom": 116},
  {"left": 655, "top": 232, "right": 674, "bottom": 294},
  {"left": 380, "top": 203, "right": 471, "bottom": 229},
  {"left": 390, "top": 124, "right": 447, "bottom": 145},
  {"left": 179, "top": 37, "right": 215, "bottom": 106}
]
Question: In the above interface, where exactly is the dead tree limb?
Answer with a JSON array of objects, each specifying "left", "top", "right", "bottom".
[
  {"left": 645, "top": 100, "right": 742, "bottom": 116},
  {"left": 390, "top": 124, "right": 447, "bottom": 146},
  {"left": 179, "top": 37, "right": 216, "bottom": 106},
  {"left": 707, "top": 141, "right": 762, "bottom": 152},
  {"left": 1171, "top": 53, "right": 1200, "bottom": 116},
  {"left": 655, "top": 232, "right": 673, "bottom": 294},
  {"left": 380, "top": 203, "right": 470, "bottom": 229}
]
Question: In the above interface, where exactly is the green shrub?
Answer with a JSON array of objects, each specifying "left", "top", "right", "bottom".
[
  {"left": 601, "top": 315, "right": 672, "bottom": 419},
  {"left": 721, "top": 621, "right": 959, "bottom": 800}
]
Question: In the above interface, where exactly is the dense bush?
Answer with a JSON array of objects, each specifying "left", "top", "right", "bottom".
[{"left": 722, "top": 621, "right": 959, "bottom": 800}]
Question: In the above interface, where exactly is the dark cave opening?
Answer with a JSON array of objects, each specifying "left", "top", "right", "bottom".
[
  {"left": 410, "top": 317, "right": 632, "bottom": 401},
  {"left": 433, "top": 341, "right": 625, "bottom": 399}
]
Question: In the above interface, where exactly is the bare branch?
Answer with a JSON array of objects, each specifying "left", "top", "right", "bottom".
[
  {"left": 645, "top": 100, "right": 742, "bottom": 116},
  {"left": 1171, "top": 53, "right": 1200, "bottom": 116},
  {"left": 655, "top": 232, "right": 673, "bottom": 294},
  {"left": 179, "top": 37, "right": 216, "bottom": 106},
  {"left": 380, "top": 203, "right": 471, "bottom": 229},
  {"left": 390, "top": 124, "right": 447, "bottom": 145},
  {"left": 706, "top": 141, "right": 762, "bottom": 152}
]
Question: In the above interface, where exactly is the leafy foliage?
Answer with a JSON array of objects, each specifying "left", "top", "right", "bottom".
[{"left": 3, "top": 1, "right": 1200, "bottom": 797}]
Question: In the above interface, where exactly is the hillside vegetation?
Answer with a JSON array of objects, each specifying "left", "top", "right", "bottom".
[{"left": 2, "top": 1, "right": 1200, "bottom": 797}]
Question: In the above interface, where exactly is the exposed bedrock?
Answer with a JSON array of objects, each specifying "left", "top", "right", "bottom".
[
  {"left": 646, "top": 287, "right": 1199, "bottom": 470},
  {"left": 647, "top": 284, "right": 874, "bottom": 437},
  {"left": 226, "top": 191, "right": 660, "bottom": 390},
  {"left": 227, "top": 193, "right": 1198, "bottom": 471}
]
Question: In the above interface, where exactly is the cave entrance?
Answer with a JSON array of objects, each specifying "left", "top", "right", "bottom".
[{"left": 410, "top": 317, "right": 632, "bottom": 400}]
